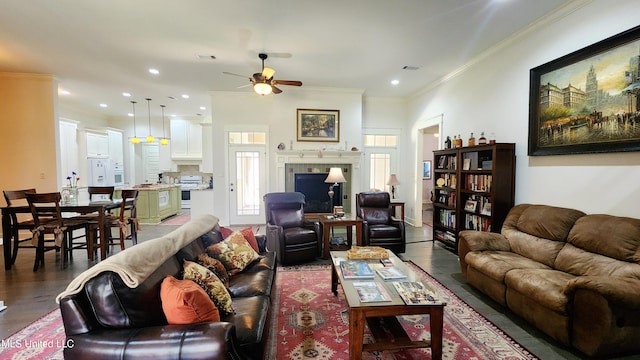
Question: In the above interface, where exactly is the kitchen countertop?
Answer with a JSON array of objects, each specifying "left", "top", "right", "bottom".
[{"left": 130, "top": 184, "right": 181, "bottom": 190}]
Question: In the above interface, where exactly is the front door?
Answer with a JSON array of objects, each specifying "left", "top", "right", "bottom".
[{"left": 228, "top": 146, "right": 266, "bottom": 225}]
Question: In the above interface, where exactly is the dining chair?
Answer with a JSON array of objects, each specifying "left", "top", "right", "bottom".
[
  {"left": 87, "top": 186, "right": 115, "bottom": 201},
  {"left": 107, "top": 189, "right": 139, "bottom": 251},
  {"left": 3, "top": 188, "right": 37, "bottom": 265},
  {"left": 73, "top": 186, "right": 116, "bottom": 260},
  {"left": 88, "top": 189, "right": 140, "bottom": 256},
  {"left": 25, "top": 192, "right": 89, "bottom": 271}
]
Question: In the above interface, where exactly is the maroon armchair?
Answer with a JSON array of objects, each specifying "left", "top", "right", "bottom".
[
  {"left": 264, "top": 192, "right": 322, "bottom": 265},
  {"left": 356, "top": 192, "right": 406, "bottom": 254}
]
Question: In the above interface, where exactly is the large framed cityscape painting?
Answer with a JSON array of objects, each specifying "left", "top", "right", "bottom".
[{"left": 528, "top": 25, "right": 640, "bottom": 156}]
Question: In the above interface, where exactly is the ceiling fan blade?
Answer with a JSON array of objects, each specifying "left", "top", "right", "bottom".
[
  {"left": 273, "top": 80, "right": 302, "bottom": 87},
  {"left": 271, "top": 85, "right": 283, "bottom": 94},
  {"left": 222, "top": 71, "right": 250, "bottom": 79}
]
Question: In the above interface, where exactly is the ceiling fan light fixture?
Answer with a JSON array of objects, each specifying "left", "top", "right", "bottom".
[
  {"left": 254, "top": 82, "right": 273, "bottom": 95},
  {"left": 262, "top": 66, "right": 275, "bottom": 79}
]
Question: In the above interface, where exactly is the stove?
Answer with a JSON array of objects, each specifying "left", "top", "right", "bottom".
[{"left": 179, "top": 175, "right": 202, "bottom": 209}]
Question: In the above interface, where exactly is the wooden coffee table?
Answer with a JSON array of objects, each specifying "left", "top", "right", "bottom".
[{"left": 330, "top": 250, "right": 446, "bottom": 360}]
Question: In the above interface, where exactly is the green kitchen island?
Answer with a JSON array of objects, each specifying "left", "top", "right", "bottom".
[{"left": 116, "top": 184, "right": 181, "bottom": 224}]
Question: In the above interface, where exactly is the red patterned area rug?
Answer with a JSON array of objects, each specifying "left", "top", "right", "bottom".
[
  {"left": 0, "top": 308, "right": 64, "bottom": 359},
  {"left": 265, "top": 262, "right": 539, "bottom": 360}
]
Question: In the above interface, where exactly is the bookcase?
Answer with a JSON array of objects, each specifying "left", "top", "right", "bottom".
[{"left": 432, "top": 143, "right": 515, "bottom": 252}]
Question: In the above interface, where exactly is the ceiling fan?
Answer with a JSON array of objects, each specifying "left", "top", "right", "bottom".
[{"left": 223, "top": 53, "right": 302, "bottom": 95}]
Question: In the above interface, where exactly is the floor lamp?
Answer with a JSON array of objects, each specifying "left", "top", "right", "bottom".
[{"left": 387, "top": 174, "right": 400, "bottom": 199}]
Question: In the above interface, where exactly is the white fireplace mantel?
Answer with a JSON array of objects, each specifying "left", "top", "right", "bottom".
[{"left": 275, "top": 150, "right": 363, "bottom": 212}]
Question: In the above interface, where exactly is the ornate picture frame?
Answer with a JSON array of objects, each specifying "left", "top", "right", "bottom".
[
  {"left": 528, "top": 25, "right": 640, "bottom": 156},
  {"left": 296, "top": 109, "right": 340, "bottom": 142}
]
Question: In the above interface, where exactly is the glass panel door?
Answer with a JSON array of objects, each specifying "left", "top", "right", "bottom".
[{"left": 228, "top": 146, "right": 265, "bottom": 225}]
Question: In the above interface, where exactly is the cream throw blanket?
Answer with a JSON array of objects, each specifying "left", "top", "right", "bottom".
[{"left": 56, "top": 214, "right": 219, "bottom": 303}]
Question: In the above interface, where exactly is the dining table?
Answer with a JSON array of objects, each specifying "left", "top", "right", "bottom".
[{"left": 2, "top": 199, "right": 125, "bottom": 270}]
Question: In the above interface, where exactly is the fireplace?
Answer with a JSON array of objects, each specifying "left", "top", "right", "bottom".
[
  {"left": 275, "top": 150, "right": 362, "bottom": 215},
  {"left": 294, "top": 173, "right": 342, "bottom": 213}
]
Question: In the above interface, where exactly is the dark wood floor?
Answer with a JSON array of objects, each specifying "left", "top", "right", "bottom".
[{"left": 0, "top": 218, "right": 636, "bottom": 359}]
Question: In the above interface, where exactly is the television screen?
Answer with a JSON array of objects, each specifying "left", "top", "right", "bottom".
[{"left": 294, "top": 173, "right": 342, "bottom": 213}]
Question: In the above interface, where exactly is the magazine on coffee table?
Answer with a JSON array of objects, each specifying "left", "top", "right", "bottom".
[
  {"left": 392, "top": 281, "right": 437, "bottom": 305},
  {"left": 340, "top": 260, "right": 375, "bottom": 279},
  {"left": 375, "top": 266, "right": 407, "bottom": 280},
  {"left": 353, "top": 281, "right": 392, "bottom": 302}
]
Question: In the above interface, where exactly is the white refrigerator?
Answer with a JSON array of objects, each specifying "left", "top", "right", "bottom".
[{"left": 87, "top": 158, "right": 112, "bottom": 187}]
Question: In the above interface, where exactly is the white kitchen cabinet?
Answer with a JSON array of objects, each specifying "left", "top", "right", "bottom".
[
  {"left": 107, "top": 130, "right": 124, "bottom": 165},
  {"left": 200, "top": 123, "right": 213, "bottom": 173},
  {"left": 170, "top": 119, "right": 202, "bottom": 159},
  {"left": 59, "top": 121, "right": 79, "bottom": 183},
  {"left": 86, "top": 132, "right": 109, "bottom": 158}
]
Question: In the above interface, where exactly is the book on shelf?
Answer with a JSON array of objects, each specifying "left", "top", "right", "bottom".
[
  {"left": 340, "top": 260, "right": 375, "bottom": 279},
  {"left": 375, "top": 266, "right": 407, "bottom": 280},
  {"left": 392, "top": 281, "right": 437, "bottom": 305},
  {"left": 353, "top": 281, "right": 392, "bottom": 302}
]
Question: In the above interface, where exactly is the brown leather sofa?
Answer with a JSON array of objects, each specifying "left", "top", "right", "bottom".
[
  {"left": 458, "top": 204, "right": 640, "bottom": 358},
  {"left": 57, "top": 214, "right": 275, "bottom": 360}
]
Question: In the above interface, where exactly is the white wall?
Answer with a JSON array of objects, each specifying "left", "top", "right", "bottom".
[
  {"left": 406, "top": 0, "right": 640, "bottom": 218},
  {"left": 209, "top": 88, "right": 366, "bottom": 224}
]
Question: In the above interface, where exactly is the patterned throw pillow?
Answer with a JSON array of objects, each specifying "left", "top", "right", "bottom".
[
  {"left": 160, "top": 275, "right": 220, "bottom": 324},
  {"left": 183, "top": 260, "right": 235, "bottom": 315},
  {"left": 206, "top": 230, "right": 261, "bottom": 276},
  {"left": 219, "top": 226, "right": 261, "bottom": 253},
  {"left": 196, "top": 253, "right": 230, "bottom": 288}
]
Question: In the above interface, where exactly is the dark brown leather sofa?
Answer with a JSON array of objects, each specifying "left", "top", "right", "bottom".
[
  {"left": 459, "top": 204, "right": 640, "bottom": 358},
  {"left": 56, "top": 214, "right": 276, "bottom": 360}
]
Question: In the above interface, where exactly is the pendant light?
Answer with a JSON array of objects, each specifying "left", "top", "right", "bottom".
[
  {"left": 160, "top": 104, "right": 170, "bottom": 145},
  {"left": 130, "top": 100, "right": 140, "bottom": 144},
  {"left": 145, "top": 98, "right": 155, "bottom": 143}
]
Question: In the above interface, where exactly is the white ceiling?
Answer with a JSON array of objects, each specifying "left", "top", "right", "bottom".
[{"left": 0, "top": 0, "right": 570, "bottom": 119}]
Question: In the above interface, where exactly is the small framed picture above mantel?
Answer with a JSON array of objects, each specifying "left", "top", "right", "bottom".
[{"left": 297, "top": 109, "right": 340, "bottom": 142}]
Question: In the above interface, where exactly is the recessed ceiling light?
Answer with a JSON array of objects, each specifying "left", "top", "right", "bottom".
[
  {"left": 149, "top": 68, "right": 159, "bottom": 75},
  {"left": 122, "top": 92, "right": 131, "bottom": 97},
  {"left": 181, "top": 94, "right": 189, "bottom": 99},
  {"left": 128, "top": 112, "right": 134, "bottom": 117},
  {"left": 59, "top": 89, "right": 70, "bottom": 95},
  {"left": 200, "top": 106, "right": 206, "bottom": 110},
  {"left": 391, "top": 79, "right": 400, "bottom": 86},
  {"left": 99, "top": 103, "right": 108, "bottom": 108}
]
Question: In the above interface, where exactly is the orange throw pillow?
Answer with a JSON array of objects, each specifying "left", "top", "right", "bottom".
[
  {"left": 160, "top": 275, "right": 220, "bottom": 324},
  {"left": 219, "top": 226, "right": 260, "bottom": 253}
]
